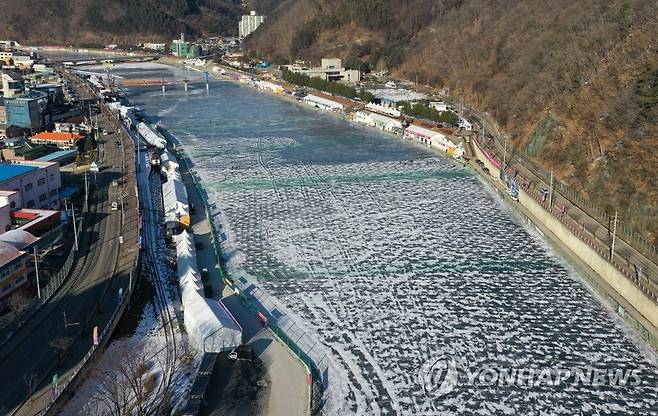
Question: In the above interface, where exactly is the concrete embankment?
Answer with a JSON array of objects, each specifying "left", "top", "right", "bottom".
[{"left": 470, "top": 139, "right": 658, "bottom": 350}]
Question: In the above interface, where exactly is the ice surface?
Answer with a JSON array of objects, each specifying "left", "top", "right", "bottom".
[{"left": 123, "top": 72, "right": 658, "bottom": 415}]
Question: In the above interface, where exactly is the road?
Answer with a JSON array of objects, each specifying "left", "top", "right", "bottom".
[
  {"left": 177, "top": 154, "right": 309, "bottom": 416},
  {"left": 0, "top": 73, "right": 140, "bottom": 415}
]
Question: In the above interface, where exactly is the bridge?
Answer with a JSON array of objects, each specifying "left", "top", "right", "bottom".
[{"left": 57, "top": 55, "right": 159, "bottom": 67}]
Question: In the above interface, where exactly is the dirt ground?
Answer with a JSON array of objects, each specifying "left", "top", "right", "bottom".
[{"left": 200, "top": 352, "right": 271, "bottom": 416}]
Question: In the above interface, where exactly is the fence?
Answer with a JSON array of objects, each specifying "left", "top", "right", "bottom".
[
  {"left": 474, "top": 114, "right": 658, "bottom": 262},
  {"left": 36, "top": 85, "right": 143, "bottom": 415},
  {"left": 39, "top": 256, "right": 141, "bottom": 416},
  {"left": 174, "top": 148, "right": 325, "bottom": 415},
  {"left": 0, "top": 202, "right": 86, "bottom": 347}
]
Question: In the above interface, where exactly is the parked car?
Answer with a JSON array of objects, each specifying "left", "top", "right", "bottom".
[{"left": 111, "top": 202, "right": 118, "bottom": 211}]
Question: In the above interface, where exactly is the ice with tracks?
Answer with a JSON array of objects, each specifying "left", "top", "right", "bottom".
[{"left": 126, "top": 79, "right": 658, "bottom": 415}]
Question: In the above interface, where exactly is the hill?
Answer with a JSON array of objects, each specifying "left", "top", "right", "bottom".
[
  {"left": 246, "top": 0, "right": 658, "bottom": 243},
  {"left": 0, "top": 0, "right": 245, "bottom": 44}
]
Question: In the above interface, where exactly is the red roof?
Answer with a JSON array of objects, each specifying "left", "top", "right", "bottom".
[{"left": 31, "top": 132, "right": 84, "bottom": 142}]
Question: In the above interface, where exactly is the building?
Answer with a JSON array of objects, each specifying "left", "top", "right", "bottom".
[
  {"left": 354, "top": 111, "right": 403, "bottom": 133},
  {"left": 239, "top": 11, "right": 266, "bottom": 39},
  {"left": 30, "top": 83, "right": 65, "bottom": 107},
  {"left": 29, "top": 131, "right": 84, "bottom": 150},
  {"left": 0, "top": 239, "right": 33, "bottom": 308},
  {"left": 11, "top": 54, "right": 34, "bottom": 69},
  {"left": 4, "top": 91, "right": 49, "bottom": 131},
  {"left": 430, "top": 101, "right": 449, "bottom": 113},
  {"left": 0, "top": 50, "right": 14, "bottom": 65},
  {"left": 1, "top": 72, "right": 24, "bottom": 98},
  {"left": 302, "top": 94, "right": 344, "bottom": 112},
  {"left": 404, "top": 124, "right": 464, "bottom": 158},
  {"left": 36, "top": 149, "right": 78, "bottom": 166},
  {"left": 1, "top": 142, "right": 48, "bottom": 161},
  {"left": 290, "top": 58, "right": 361, "bottom": 84},
  {"left": 170, "top": 33, "right": 202, "bottom": 58},
  {"left": 0, "top": 161, "right": 62, "bottom": 210},
  {"left": 143, "top": 43, "right": 166, "bottom": 51},
  {"left": 0, "top": 98, "right": 5, "bottom": 124},
  {"left": 0, "top": 124, "right": 26, "bottom": 139}
]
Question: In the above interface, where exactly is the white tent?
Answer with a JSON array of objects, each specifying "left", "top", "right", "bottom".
[
  {"left": 174, "top": 231, "right": 242, "bottom": 352},
  {"left": 160, "top": 150, "right": 179, "bottom": 178},
  {"left": 162, "top": 173, "right": 189, "bottom": 228},
  {"left": 302, "top": 94, "right": 344, "bottom": 111},
  {"left": 138, "top": 122, "right": 167, "bottom": 149}
]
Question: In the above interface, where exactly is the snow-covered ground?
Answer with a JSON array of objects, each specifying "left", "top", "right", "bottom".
[{"left": 120, "top": 70, "right": 658, "bottom": 415}]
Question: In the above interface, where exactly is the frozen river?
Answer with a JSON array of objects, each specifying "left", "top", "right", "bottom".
[{"left": 121, "top": 64, "right": 658, "bottom": 415}]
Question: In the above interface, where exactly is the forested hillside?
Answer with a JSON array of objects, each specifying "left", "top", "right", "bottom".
[
  {"left": 246, "top": 0, "right": 658, "bottom": 243},
  {"left": 0, "top": 0, "right": 244, "bottom": 44}
]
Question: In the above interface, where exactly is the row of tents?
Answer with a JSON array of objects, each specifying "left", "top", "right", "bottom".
[{"left": 162, "top": 150, "right": 242, "bottom": 353}]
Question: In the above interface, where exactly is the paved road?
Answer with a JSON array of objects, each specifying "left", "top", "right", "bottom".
[
  {"left": 0, "top": 73, "right": 139, "bottom": 415},
  {"left": 178, "top": 155, "right": 309, "bottom": 416}
]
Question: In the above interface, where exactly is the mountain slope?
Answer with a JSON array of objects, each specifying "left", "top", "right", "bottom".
[
  {"left": 246, "top": 0, "right": 658, "bottom": 243},
  {"left": 0, "top": 0, "right": 244, "bottom": 44}
]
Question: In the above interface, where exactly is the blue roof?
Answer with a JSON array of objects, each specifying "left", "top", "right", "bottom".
[
  {"left": 0, "top": 164, "right": 38, "bottom": 183},
  {"left": 36, "top": 149, "right": 77, "bottom": 162},
  {"left": 59, "top": 186, "right": 79, "bottom": 199}
]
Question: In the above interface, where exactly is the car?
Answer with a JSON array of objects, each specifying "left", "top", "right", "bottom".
[
  {"left": 228, "top": 350, "right": 238, "bottom": 360},
  {"left": 201, "top": 268, "right": 209, "bottom": 280},
  {"left": 111, "top": 202, "right": 118, "bottom": 211},
  {"left": 111, "top": 180, "right": 118, "bottom": 187}
]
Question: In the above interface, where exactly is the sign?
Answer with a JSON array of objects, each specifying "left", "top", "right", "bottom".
[
  {"left": 89, "top": 162, "right": 99, "bottom": 173},
  {"left": 93, "top": 326, "right": 99, "bottom": 346}
]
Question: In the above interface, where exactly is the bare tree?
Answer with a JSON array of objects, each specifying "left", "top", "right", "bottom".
[{"left": 87, "top": 337, "right": 188, "bottom": 416}]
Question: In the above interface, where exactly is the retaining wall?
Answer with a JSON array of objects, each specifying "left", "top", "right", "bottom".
[{"left": 471, "top": 139, "right": 658, "bottom": 348}]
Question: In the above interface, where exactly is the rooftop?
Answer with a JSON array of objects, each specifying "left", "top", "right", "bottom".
[
  {"left": 0, "top": 229, "right": 38, "bottom": 250},
  {"left": 0, "top": 241, "right": 24, "bottom": 267},
  {"left": 36, "top": 149, "right": 78, "bottom": 162},
  {"left": 0, "top": 163, "right": 38, "bottom": 183},
  {"left": 31, "top": 131, "right": 84, "bottom": 142}
]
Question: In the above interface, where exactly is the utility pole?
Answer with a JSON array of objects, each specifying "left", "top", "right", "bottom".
[
  {"left": 34, "top": 248, "right": 41, "bottom": 300},
  {"left": 71, "top": 204, "right": 79, "bottom": 252},
  {"left": 610, "top": 210, "right": 618, "bottom": 261},
  {"left": 549, "top": 170, "right": 554, "bottom": 208},
  {"left": 84, "top": 170, "right": 88, "bottom": 208}
]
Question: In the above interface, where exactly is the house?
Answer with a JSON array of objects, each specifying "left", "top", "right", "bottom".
[
  {"left": 29, "top": 131, "right": 84, "bottom": 150},
  {"left": 0, "top": 124, "right": 26, "bottom": 139}
]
